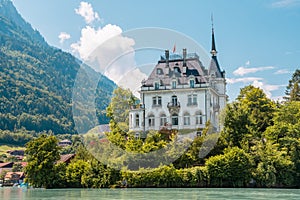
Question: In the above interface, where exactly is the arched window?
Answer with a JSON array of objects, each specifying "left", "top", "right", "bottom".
[
  {"left": 171, "top": 95, "right": 178, "bottom": 106},
  {"left": 195, "top": 111, "right": 203, "bottom": 125},
  {"left": 183, "top": 112, "right": 190, "bottom": 125},
  {"left": 148, "top": 114, "right": 155, "bottom": 127},
  {"left": 160, "top": 113, "right": 167, "bottom": 126},
  {"left": 172, "top": 113, "right": 178, "bottom": 125}
]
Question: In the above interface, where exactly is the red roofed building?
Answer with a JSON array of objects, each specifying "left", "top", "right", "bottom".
[
  {"left": 4, "top": 172, "right": 25, "bottom": 186},
  {"left": 58, "top": 154, "right": 75, "bottom": 164},
  {"left": 0, "top": 162, "right": 14, "bottom": 174}
]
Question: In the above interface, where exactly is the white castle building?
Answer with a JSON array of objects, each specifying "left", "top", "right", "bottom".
[{"left": 129, "top": 27, "right": 226, "bottom": 134}]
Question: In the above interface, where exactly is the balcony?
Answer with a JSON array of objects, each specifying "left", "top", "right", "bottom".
[
  {"left": 130, "top": 104, "right": 145, "bottom": 110},
  {"left": 167, "top": 102, "right": 180, "bottom": 113}
]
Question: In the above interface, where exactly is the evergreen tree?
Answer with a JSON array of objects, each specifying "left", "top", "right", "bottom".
[{"left": 285, "top": 69, "right": 300, "bottom": 101}]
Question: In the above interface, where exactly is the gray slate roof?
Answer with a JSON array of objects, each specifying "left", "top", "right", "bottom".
[{"left": 142, "top": 53, "right": 209, "bottom": 87}]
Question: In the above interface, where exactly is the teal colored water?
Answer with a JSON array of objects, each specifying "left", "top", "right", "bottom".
[{"left": 1, "top": 187, "right": 300, "bottom": 200}]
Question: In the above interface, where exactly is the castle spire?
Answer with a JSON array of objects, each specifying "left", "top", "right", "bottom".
[{"left": 210, "top": 14, "right": 217, "bottom": 56}]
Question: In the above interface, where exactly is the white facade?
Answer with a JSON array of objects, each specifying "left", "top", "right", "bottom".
[{"left": 129, "top": 31, "right": 226, "bottom": 133}]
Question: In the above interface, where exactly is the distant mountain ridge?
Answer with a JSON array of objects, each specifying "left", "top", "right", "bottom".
[
  {"left": 0, "top": 0, "right": 115, "bottom": 134},
  {"left": 0, "top": 0, "right": 45, "bottom": 44}
]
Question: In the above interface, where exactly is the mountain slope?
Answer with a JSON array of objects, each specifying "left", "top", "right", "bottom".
[
  {"left": 0, "top": 0, "right": 45, "bottom": 44},
  {"left": 0, "top": 0, "right": 115, "bottom": 134}
]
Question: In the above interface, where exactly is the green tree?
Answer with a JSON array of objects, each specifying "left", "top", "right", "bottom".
[
  {"left": 206, "top": 147, "right": 253, "bottom": 187},
  {"left": 24, "top": 134, "right": 61, "bottom": 188},
  {"left": 285, "top": 69, "right": 300, "bottom": 101},
  {"left": 106, "top": 87, "right": 137, "bottom": 135},
  {"left": 12, "top": 163, "right": 23, "bottom": 172},
  {"left": 66, "top": 159, "right": 90, "bottom": 188},
  {"left": 222, "top": 85, "right": 275, "bottom": 150},
  {"left": 81, "top": 159, "right": 120, "bottom": 188},
  {"left": 263, "top": 101, "right": 300, "bottom": 186},
  {"left": 253, "top": 141, "right": 295, "bottom": 187}
]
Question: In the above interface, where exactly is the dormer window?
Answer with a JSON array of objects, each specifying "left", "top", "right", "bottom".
[
  {"left": 154, "top": 82, "right": 159, "bottom": 90},
  {"left": 190, "top": 79, "right": 195, "bottom": 88},
  {"left": 172, "top": 80, "right": 176, "bottom": 89},
  {"left": 156, "top": 68, "right": 163, "bottom": 75}
]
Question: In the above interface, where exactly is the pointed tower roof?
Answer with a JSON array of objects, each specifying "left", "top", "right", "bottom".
[
  {"left": 208, "top": 15, "right": 224, "bottom": 78},
  {"left": 210, "top": 14, "right": 217, "bottom": 56}
]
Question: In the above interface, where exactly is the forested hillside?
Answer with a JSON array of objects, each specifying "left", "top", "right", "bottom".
[{"left": 0, "top": 0, "right": 115, "bottom": 135}]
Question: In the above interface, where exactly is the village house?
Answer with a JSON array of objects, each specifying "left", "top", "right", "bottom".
[
  {"left": 58, "top": 139, "right": 72, "bottom": 147},
  {"left": 3, "top": 172, "right": 25, "bottom": 186}
]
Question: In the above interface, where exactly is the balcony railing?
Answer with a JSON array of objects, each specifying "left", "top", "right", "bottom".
[
  {"left": 167, "top": 102, "right": 180, "bottom": 114},
  {"left": 167, "top": 102, "right": 180, "bottom": 108},
  {"left": 130, "top": 104, "right": 145, "bottom": 110}
]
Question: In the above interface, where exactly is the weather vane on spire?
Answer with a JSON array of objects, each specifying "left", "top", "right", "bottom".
[{"left": 211, "top": 13, "right": 214, "bottom": 30}]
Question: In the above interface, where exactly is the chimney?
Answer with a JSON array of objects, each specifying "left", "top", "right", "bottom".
[
  {"left": 165, "top": 50, "right": 169, "bottom": 68},
  {"left": 183, "top": 48, "right": 187, "bottom": 67}
]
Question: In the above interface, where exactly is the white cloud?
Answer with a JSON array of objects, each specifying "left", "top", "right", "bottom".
[
  {"left": 71, "top": 23, "right": 140, "bottom": 94},
  {"left": 71, "top": 24, "right": 124, "bottom": 61},
  {"left": 274, "top": 69, "right": 290, "bottom": 74},
  {"left": 58, "top": 32, "right": 71, "bottom": 44},
  {"left": 245, "top": 60, "right": 250, "bottom": 66},
  {"left": 226, "top": 77, "right": 263, "bottom": 84},
  {"left": 118, "top": 68, "right": 147, "bottom": 97},
  {"left": 75, "top": 1, "right": 100, "bottom": 24},
  {"left": 252, "top": 80, "right": 284, "bottom": 98},
  {"left": 233, "top": 66, "right": 275, "bottom": 76},
  {"left": 272, "top": 0, "right": 300, "bottom": 8}
]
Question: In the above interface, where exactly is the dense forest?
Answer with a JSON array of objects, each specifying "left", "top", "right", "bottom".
[
  {"left": 0, "top": 0, "right": 115, "bottom": 136},
  {"left": 23, "top": 69, "right": 300, "bottom": 188}
]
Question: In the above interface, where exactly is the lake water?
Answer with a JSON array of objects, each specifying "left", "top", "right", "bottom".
[{"left": 1, "top": 187, "right": 300, "bottom": 200}]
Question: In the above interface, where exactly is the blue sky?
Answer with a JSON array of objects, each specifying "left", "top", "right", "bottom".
[{"left": 11, "top": 0, "right": 300, "bottom": 101}]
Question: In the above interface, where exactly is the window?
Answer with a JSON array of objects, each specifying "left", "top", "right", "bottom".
[
  {"left": 154, "top": 82, "right": 159, "bottom": 90},
  {"left": 190, "top": 79, "right": 195, "bottom": 88},
  {"left": 160, "top": 114, "right": 167, "bottom": 126},
  {"left": 188, "top": 94, "right": 197, "bottom": 106},
  {"left": 157, "top": 68, "right": 163, "bottom": 75},
  {"left": 171, "top": 95, "right": 178, "bottom": 106},
  {"left": 152, "top": 96, "right": 162, "bottom": 107},
  {"left": 158, "top": 96, "right": 162, "bottom": 105},
  {"left": 152, "top": 97, "right": 156, "bottom": 105},
  {"left": 183, "top": 113, "right": 190, "bottom": 125},
  {"left": 135, "top": 114, "right": 139, "bottom": 128},
  {"left": 174, "top": 67, "right": 180, "bottom": 73},
  {"left": 172, "top": 80, "right": 177, "bottom": 89},
  {"left": 195, "top": 111, "right": 203, "bottom": 125},
  {"left": 148, "top": 114, "right": 155, "bottom": 127},
  {"left": 171, "top": 113, "right": 178, "bottom": 125}
]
